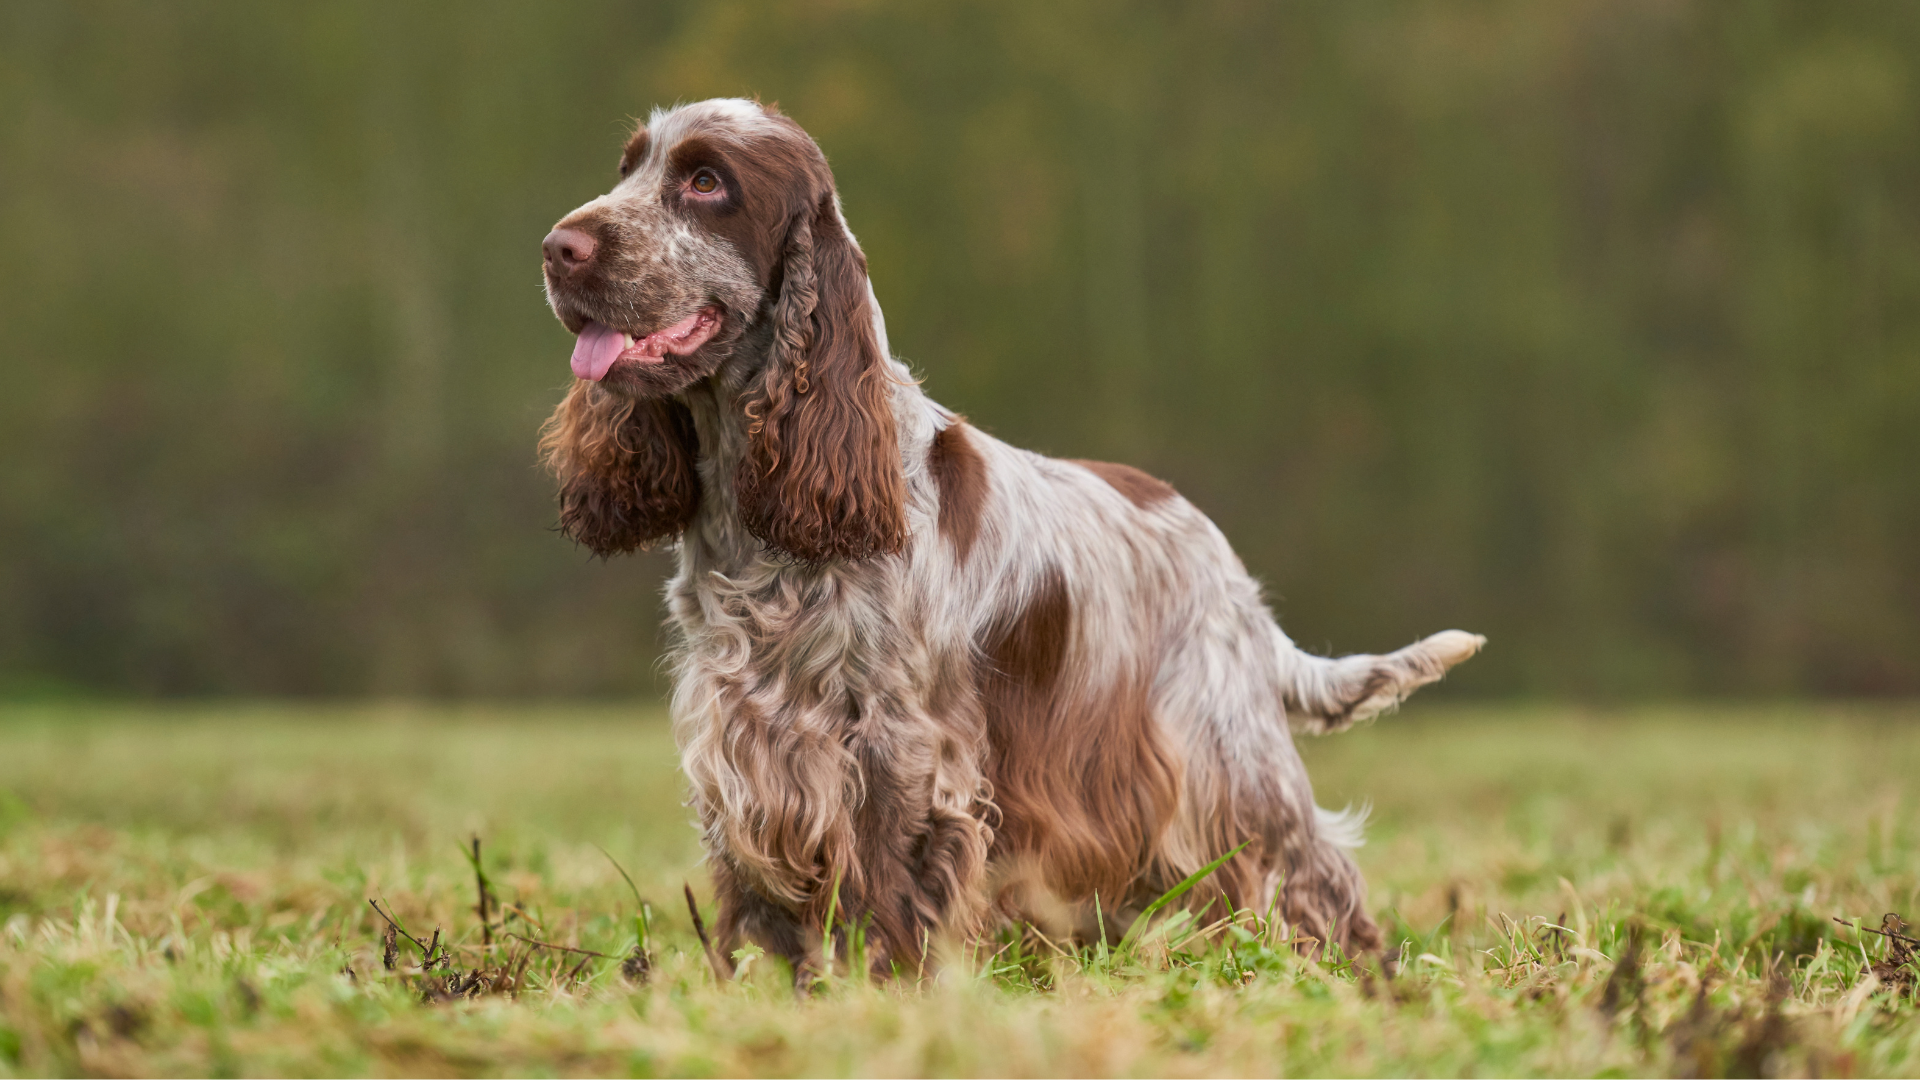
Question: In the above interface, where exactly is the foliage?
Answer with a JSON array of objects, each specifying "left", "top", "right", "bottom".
[
  {"left": 4, "top": 2, "right": 1920, "bottom": 696},
  {"left": 4, "top": 702, "right": 1920, "bottom": 1075}
]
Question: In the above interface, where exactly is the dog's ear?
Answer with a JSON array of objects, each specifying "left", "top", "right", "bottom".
[
  {"left": 539, "top": 381, "right": 702, "bottom": 555},
  {"left": 734, "top": 193, "right": 907, "bottom": 562}
]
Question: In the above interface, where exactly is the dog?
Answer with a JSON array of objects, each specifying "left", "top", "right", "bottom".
[{"left": 537, "top": 98, "right": 1483, "bottom": 979}]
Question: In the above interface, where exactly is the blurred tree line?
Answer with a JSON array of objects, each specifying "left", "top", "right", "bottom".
[{"left": 2, "top": 1, "right": 1917, "bottom": 698}]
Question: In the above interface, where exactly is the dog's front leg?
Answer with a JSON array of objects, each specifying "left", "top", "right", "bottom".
[
  {"left": 709, "top": 858, "right": 823, "bottom": 990},
  {"left": 838, "top": 705, "right": 996, "bottom": 979},
  {"left": 677, "top": 679, "right": 866, "bottom": 987},
  {"left": 677, "top": 650, "right": 990, "bottom": 981}
]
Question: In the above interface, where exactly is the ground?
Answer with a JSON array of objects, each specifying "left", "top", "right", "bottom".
[{"left": 1, "top": 701, "right": 1918, "bottom": 1077}]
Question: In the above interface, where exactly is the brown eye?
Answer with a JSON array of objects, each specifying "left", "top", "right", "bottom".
[{"left": 690, "top": 170, "right": 720, "bottom": 195}]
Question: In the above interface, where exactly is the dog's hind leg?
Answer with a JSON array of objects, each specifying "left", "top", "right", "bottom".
[
  {"left": 1279, "top": 629, "right": 1485, "bottom": 733},
  {"left": 1275, "top": 832, "right": 1384, "bottom": 957}
]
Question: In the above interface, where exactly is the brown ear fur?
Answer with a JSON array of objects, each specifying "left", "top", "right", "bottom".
[
  {"left": 538, "top": 382, "right": 702, "bottom": 555},
  {"left": 734, "top": 194, "right": 907, "bottom": 562}
]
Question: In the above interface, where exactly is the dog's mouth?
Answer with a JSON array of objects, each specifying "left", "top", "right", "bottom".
[{"left": 569, "top": 307, "right": 723, "bottom": 382}]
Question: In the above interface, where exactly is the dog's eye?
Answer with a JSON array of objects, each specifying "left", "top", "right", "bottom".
[{"left": 690, "top": 170, "right": 720, "bottom": 196}]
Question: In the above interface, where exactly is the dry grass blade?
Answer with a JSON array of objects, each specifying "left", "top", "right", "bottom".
[
  {"left": 1835, "top": 913, "right": 1918, "bottom": 997},
  {"left": 595, "top": 843, "right": 654, "bottom": 984},
  {"left": 367, "top": 895, "right": 522, "bottom": 1002},
  {"left": 369, "top": 899, "right": 432, "bottom": 965},
  {"left": 561, "top": 953, "right": 596, "bottom": 986},
  {"left": 503, "top": 932, "right": 615, "bottom": 959},
  {"left": 685, "top": 882, "right": 734, "bottom": 981},
  {"left": 467, "top": 836, "right": 495, "bottom": 947}
]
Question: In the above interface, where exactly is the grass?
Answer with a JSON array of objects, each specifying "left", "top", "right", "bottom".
[{"left": 2, "top": 701, "right": 1920, "bottom": 1076}]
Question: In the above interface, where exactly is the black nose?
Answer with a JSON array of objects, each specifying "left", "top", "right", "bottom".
[{"left": 542, "top": 227, "right": 597, "bottom": 277}]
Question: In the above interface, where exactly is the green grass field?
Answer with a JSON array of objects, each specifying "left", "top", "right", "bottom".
[{"left": 2, "top": 702, "right": 1918, "bottom": 1077}]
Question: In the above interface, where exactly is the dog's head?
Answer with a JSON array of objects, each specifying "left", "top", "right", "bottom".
[
  {"left": 539, "top": 99, "right": 906, "bottom": 562},
  {"left": 543, "top": 98, "right": 806, "bottom": 398}
]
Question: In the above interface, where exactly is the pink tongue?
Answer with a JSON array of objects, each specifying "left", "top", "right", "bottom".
[{"left": 570, "top": 322, "right": 626, "bottom": 381}]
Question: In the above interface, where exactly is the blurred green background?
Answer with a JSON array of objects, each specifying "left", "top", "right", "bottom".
[{"left": 2, "top": 1, "right": 1916, "bottom": 699}]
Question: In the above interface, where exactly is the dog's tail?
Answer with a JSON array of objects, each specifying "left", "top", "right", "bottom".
[{"left": 1280, "top": 629, "right": 1485, "bottom": 734}]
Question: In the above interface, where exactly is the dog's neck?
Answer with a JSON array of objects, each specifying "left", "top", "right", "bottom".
[{"left": 674, "top": 339, "right": 762, "bottom": 572}]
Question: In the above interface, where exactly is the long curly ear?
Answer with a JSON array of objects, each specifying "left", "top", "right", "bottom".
[
  {"left": 538, "top": 382, "right": 701, "bottom": 555},
  {"left": 734, "top": 194, "right": 907, "bottom": 562}
]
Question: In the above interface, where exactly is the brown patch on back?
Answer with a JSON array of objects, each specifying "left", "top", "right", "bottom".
[
  {"left": 928, "top": 421, "right": 988, "bottom": 563},
  {"left": 1069, "top": 459, "right": 1177, "bottom": 509},
  {"left": 978, "top": 566, "right": 1182, "bottom": 904},
  {"left": 985, "top": 567, "right": 1072, "bottom": 692}
]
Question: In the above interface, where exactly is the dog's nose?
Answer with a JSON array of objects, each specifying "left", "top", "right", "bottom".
[{"left": 542, "top": 228, "right": 597, "bottom": 277}]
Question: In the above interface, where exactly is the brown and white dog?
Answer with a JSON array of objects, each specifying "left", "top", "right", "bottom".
[{"left": 537, "top": 98, "right": 1483, "bottom": 979}]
